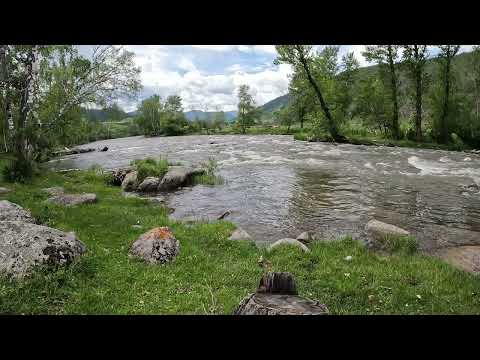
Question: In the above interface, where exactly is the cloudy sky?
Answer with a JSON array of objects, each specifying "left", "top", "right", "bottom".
[{"left": 79, "top": 45, "right": 474, "bottom": 112}]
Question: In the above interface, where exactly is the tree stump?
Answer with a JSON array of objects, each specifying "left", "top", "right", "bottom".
[{"left": 234, "top": 272, "right": 328, "bottom": 315}]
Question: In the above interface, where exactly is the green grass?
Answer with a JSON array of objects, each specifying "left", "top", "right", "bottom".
[
  {"left": 131, "top": 157, "right": 170, "bottom": 183},
  {"left": 0, "top": 164, "right": 479, "bottom": 314}
]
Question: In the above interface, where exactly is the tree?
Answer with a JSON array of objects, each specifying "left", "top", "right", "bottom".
[
  {"left": 275, "top": 45, "right": 340, "bottom": 140},
  {"left": 213, "top": 111, "right": 226, "bottom": 130},
  {"left": 437, "top": 45, "right": 460, "bottom": 143},
  {"left": 402, "top": 45, "right": 429, "bottom": 141},
  {"left": 362, "top": 45, "right": 401, "bottom": 139},
  {"left": 465, "top": 46, "right": 480, "bottom": 141},
  {"left": 0, "top": 45, "right": 141, "bottom": 168},
  {"left": 104, "top": 102, "right": 126, "bottom": 122},
  {"left": 136, "top": 95, "right": 163, "bottom": 136},
  {"left": 236, "top": 85, "right": 257, "bottom": 134},
  {"left": 274, "top": 105, "right": 294, "bottom": 132},
  {"left": 288, "top": 71, "right": 315, "bottom": 129}
]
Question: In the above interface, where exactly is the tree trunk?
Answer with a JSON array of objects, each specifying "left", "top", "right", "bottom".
[
  {"left": 415, "top": 66, "right": 423, "bottom": 142},
  {"left": 298, "top": 52, "right": 339, "bottom": 139},
  {"left": 440, "top": 57, "right": 451, "bottom": 144},
  {"left": 387, "top": 46, "right": 400, "bottom": 140}
]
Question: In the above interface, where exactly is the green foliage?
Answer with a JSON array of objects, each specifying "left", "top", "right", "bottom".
[
  {"left": 193, "top": 157, "right": 224, "bottom": 185},
  {"left": 380, "top": 235, "right": 419, "bottom": 255},
  {"left": 236, "top": 85, "right": 259, "bottom": 134},
  {"left": 1, "top": 158, "right": 35, "bottom": 183},
  {"left": 131, "top": 157, "right": 170, "bottom": 183}
]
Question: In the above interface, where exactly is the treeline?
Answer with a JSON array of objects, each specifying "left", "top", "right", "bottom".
[{"left": 274, "top": 45, "right": 480, "bottom": 147}]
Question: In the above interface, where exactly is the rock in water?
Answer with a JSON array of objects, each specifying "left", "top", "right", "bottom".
[
  {"left": 0, "top": 221, "right": 86, "bottom": 279},
  {"left": 296, "top": 231, "right": 317, "bottom": 244},
  {"left": 158, "top": 166, "right": 205, "bottom": 191},
  {"left": 100, "top": 146, "right": 108, "bottom": 152},
  {"left": 365, "top": 219, "right": 410, "bottom": 248},
  {"left": 121, "top": 171, "right": 138, "bottom": 191},
  {"left": 137, "top": 177, "right": 161, "bottom": 192},
  {"left": 229, "top": 228, "right": 252, "bottom": 241},
  {"left": 234, "top": 272, "right": 328, "bottom": 315},
  {"left": 130, "top": 227, "right": 180, "bottom": 264},
  {"left": 48, "top": 193, "right": 97, "bottom": 206},
  {"left": 0, "top": 200, "right": 34, "bottom": 223},
  {"left": 111, "top": 167, "right": 135, "bottom": 186},
  {"left": 0, "top": 187, "right": 10, "bottom": 195},
  {"left": 268, "top": 238, "right": 310, "bottom": 253}
]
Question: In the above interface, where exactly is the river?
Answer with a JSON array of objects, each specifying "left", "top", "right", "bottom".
[{"left": 46, "top": 135, "right": 480, "bottom": 250}]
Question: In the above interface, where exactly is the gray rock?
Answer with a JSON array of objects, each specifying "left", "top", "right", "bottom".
[
  {"left": 268, "top": 238, "right": 310, "bottom": 253},
  {"left": 0, "top": 221, "right": 86, "bottom": 279},
  {"left": 121, "top": 171, "right": 138, "bottom": 191},
  {"left": 0, "top": 187, "right": 10, "bottom": 195},
  {"left": 365, "top": 219, "right": 410, "bottom": 248},
  {"left": 129, "top": 227, "right": 180, "bottom": 264},
  {"left": 43, "top": 187, "right": 65, "bottom": 196},
  {"left": 137, "top": 176, "right": 161, "bottom": 192},
  {"left": 48, "top": 193, "right": 97, "bottom": 206},
  {"left": 296, "top": 231, "right": 317, "bottom": 244},
  {"left": 229, "top": 228, "right": 252, "bottom": 241},
  {"left": 110, "top": 167, "right": 135, "bottom": 186},
  {"left": 158, "top": 166, "right": 205, "bottom": 191},
  {"left": 0, "top": 200, "right": 34, "bottom": 223}
]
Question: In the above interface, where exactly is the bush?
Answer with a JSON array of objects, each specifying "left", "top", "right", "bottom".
[
  {"left": 1, "top": 159, "right": 34, "bottom": 183},
  {"left": 382, "top": 235, "right": 418, "bottom": 255},
  {"left": 131, "top": 157, "right": 169, "bottom": 183}
]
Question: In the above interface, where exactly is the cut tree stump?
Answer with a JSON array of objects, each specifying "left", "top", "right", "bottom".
[{"left": 234, "top": 272, "right": 328, "bottom": 315}]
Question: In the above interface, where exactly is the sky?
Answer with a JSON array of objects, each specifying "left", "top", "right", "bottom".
[{"left": 78, "top": 45, "right": 475, "bottom": 112}]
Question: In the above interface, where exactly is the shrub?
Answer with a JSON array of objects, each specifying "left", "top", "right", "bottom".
[
  {"left": 1, "top": 159, "right": 34, "bottom": 183},
  {"left": 193, "top": 157, "right": 224, "bottom": 185},
  {"left": 131, "top": 157, "right": 169, "bottom": 183},
  {"left": 381, "top": 235, "right": 418, "bottom": 255}
]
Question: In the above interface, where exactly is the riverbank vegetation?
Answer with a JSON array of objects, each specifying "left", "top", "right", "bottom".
[{"left": 1, "top": 164, "right": 479, "bottom": 314}]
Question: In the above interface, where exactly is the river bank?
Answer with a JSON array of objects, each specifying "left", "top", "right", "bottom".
[{"left": 1, "top": 166, "right": 480, "bottom": 314}]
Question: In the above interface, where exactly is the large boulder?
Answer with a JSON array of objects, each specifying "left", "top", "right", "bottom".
[
  {"left": 137, "top": 176, "right": 161, "bottom": 192},
  {"left": 129, "top": 227, "right": 180, "bottom": 264},
  {"left": 43, "top": 187, "right": 65, "bottom": 196},
  {"left": 229, "top": 227, "right": 252, "bottom": 241},
  {"left": 365, "top": 219, "right": 410, "bottom": 248},
  {"left": 0, "top": 221, "right": 86, "bottom": 279},
  {"left": 268, "top": 238, "right": 310, "bottom": 253},
  {"left": 158, "top": 166, "right": 205, "bottom": 191},
  {"left": 110, "top": 167, "right": 135, "bottom": 186},
  {"left": 121, "top": 170, "right": 138, "bottom": 191},
  {"left": 48, "top": 193, "right": 97, "bottom": 206},
  {"left": 0, "top": 200, "right": 34, "bottom": 223},
  {"left": 234, "top": 272, "right": 328, "bottom": 315}
]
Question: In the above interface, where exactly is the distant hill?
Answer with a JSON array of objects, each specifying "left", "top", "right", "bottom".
[
  {"left": 184, "top": 110, "right": 237, "bottom": 122},
  {"left": 259, "top": 94, "right": 290, "bottom": 113}
]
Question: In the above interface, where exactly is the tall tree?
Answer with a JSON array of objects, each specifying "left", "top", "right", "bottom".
[
  {"left": 465, "top": 46, "right": 480, "bottom": 140},
  {"left": 402, "top": 45, "right": 429, "bottom": 141},
  {"left": 437, "top": 45, "right": 460, "bottom": 143},
  {"left": 362, "top": 45, "right": 401, "bottom": 139},
  {"left": 236, "top": 84, "right": 257, "bottom": 134},
  {"left": 275, "top": 45, "right": 340, "bottom": 140}
]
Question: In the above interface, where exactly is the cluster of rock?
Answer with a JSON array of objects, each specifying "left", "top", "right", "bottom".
[
  {"left": 53, "top": 146, "right": 108, "bottom": 157},
  {"left": 114, "top": 166, "right": 206, "bottom": 193},
  {"left": 234, "top": 272, "right": 328, "bottom": 315},
  {"left": 0, "top": 200, "right": 87, "bottom": 279},
  {"left": 43, "top": 187, "right": 97, "bottom": 206}
]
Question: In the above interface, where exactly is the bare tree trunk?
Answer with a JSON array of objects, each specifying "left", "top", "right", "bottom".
[
  {"left": 387, "top": 46, "right": 400, "bottom": 140},
  {"left": 297, "top": 49, "right": 340, "bottom": 140},
  {"left": 415, "top": 66, "right": 423, "bottom": 142},
  {"left": 440, "top": 56, "right": 452, "bottom": 144}
]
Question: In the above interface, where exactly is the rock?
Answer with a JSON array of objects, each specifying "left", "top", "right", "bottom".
[
  {"left": 100, "top": 146, "right": 108, "bottom": 152},
  {"left": 78, "top": 148, "right": 95, "bottom": 154},
  {"left": 0, "top": 187, "right": 10, "bottom": 195},
  {"left": 43, "top": 187, "right": 65, "bottom": 196},
  {"left": 462, "top": 183, "right": 479, "bottom": 192},
  {"left": 48, "top": 193, "right": 97, "bottom": 206},
  {"left": 0, "top": 200, "right": 34, "bottom": 223},
  {"left": 0, "top": 221, "right": 86, "bottom": 279},
  {"left": 229, "top": 228, "right": 252, "bottom": 241},
  {"left": 435, "top": 246, "right": 480, "bottom": 274},
  {"left": 137, "top": 176, "right": 161, "bottom": 192},
  {"left": 129, "top": 227, "right": 180, "bottom": 264},
  {"left": 365, "top": 219, "right": 410, "bottom": 248},
  {"left": 296, "top": 231, "right": 317, "bottom": 244},
  {"left": 234, "top": 272, "right": 328, "bottom": 315},
  {"left": 110, "top": 167, "right": 135, "bottom": 186},
  {"left": 158, "top": 166, "right": 205, "bottom": 191},
  {"left": 121, "top": 170, "right": 138, "bottom": 191},
  {"left": 268, "top": 238, "right": 310, "bottom": 253}
]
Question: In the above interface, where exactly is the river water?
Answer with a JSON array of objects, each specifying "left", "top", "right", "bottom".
[{"left": 47, "top": 135, "right": 480, "bottom": 250}]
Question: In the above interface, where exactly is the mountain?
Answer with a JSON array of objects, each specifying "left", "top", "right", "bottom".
[
  {"left": 259, "top": 94, "right": 290, "bottom": 113},
  {"left": 184, "top": 110, "right": 237, "bottom": 122}
]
